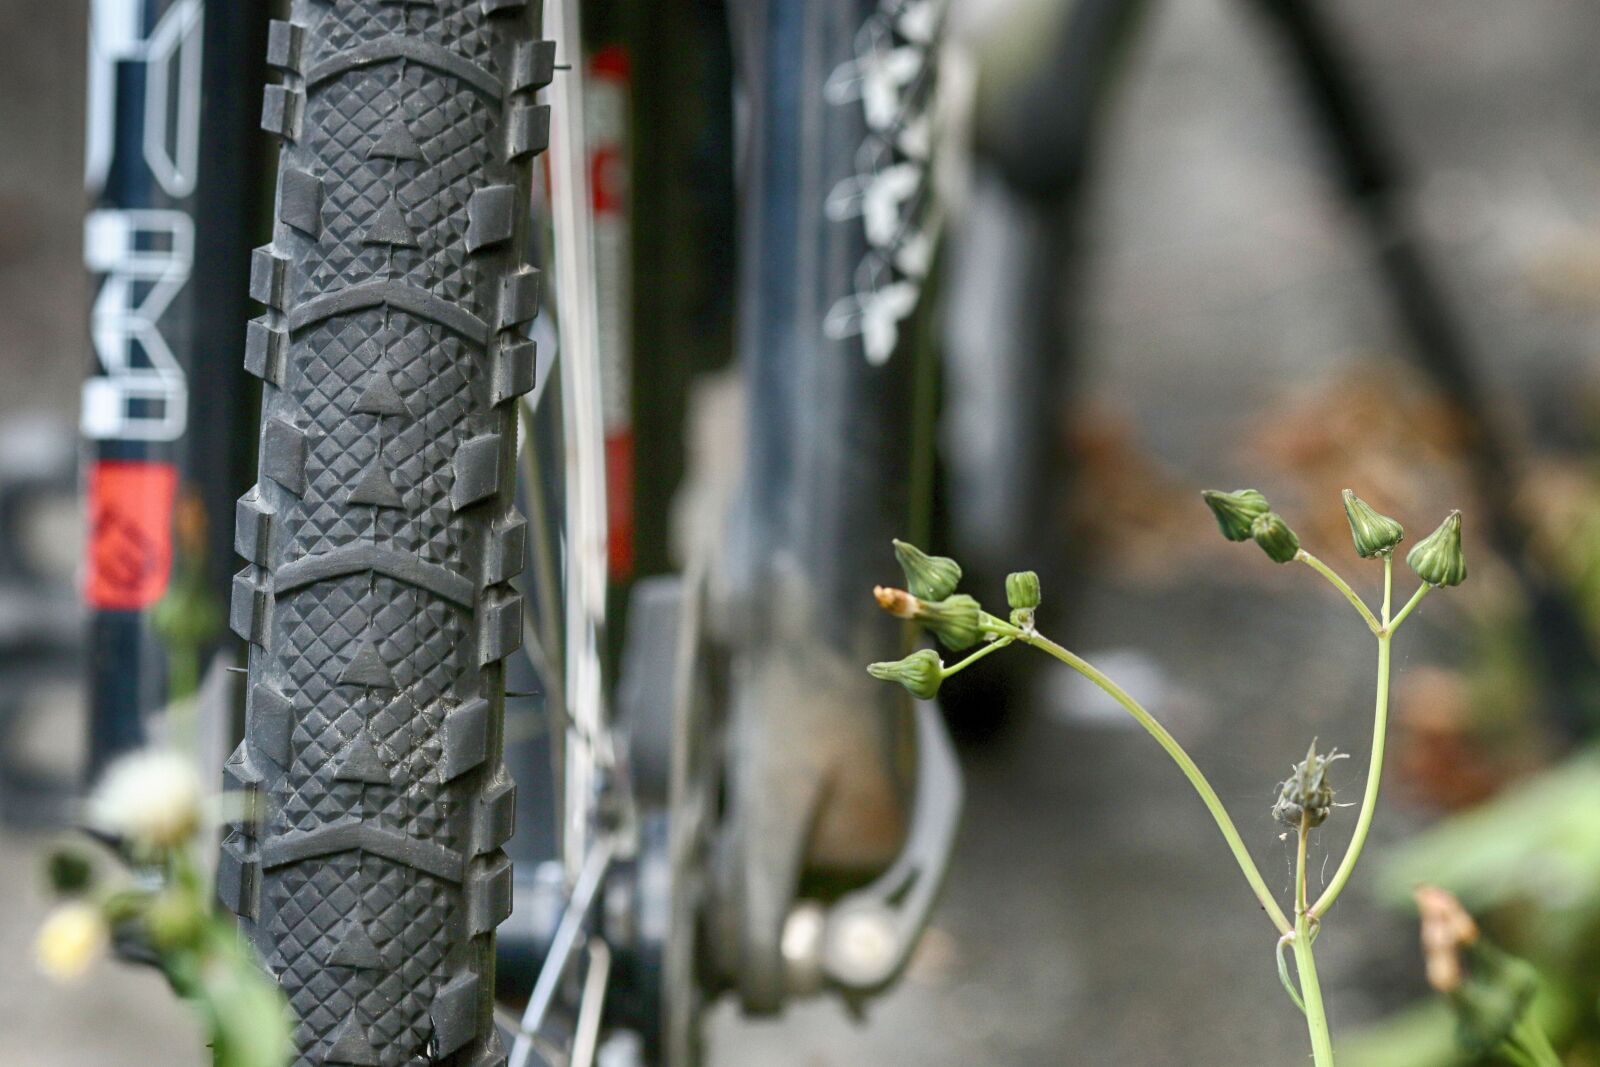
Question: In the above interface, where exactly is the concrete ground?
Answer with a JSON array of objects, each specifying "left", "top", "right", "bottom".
[{"left": 4, "top": 0, "right": 1600, "bottom": 1065}]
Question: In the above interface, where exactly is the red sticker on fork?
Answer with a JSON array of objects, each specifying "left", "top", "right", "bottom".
[{"left": 85, "top": 460, "right": 177, "bottom": 610}]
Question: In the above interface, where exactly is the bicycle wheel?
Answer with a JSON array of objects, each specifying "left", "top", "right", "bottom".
[{"left": 217, "top": 3, "right": 551, "bottom": 1064}]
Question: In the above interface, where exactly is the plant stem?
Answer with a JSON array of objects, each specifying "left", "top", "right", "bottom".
[
  {"left": 985, "top": 616, "right": 1291, "bottom": 935},
  {"left": 1387, "top": 583, "right": 1431, "bottom": 634},
  {"left": 1382, "top": 552, "right": 1392, "bottom": 623},
  {"left": 1286, "top": 908, "right": 1337, "bottom": 1067},
  {"left": 1507, "top": 1017, "right": 1564, "bottom": 1067},
  {"left": 1296, "top": 815, "right": 1311, "bottom": 915},
  {"left": 942, "top": 636, "right": 1014, "bottom": 677},
  {"left": 1309, "top": 558, "right": 1427, "bottom": 918},
  {"left": 1294, "top": 813, "right": 1337, "bottom": 1067},
  {"left": 1311, "top": 626, "right": 1390, "bottom": 919},
  {"left": 1276, "top": 934, "right": 1307, "bottom": 1014},
  {"left": 1298, "top": 551, "right": 1380, "bottom": 634}
]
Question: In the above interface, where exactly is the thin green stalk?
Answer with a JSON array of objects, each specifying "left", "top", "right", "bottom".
[
  {"left": 1308, "top": 555, "right": 1393, "bottom": 918},
  {"left": 1277, "top": 933, "right": 1307, "bottom": 1015},
  {"left": 1294, "top": 904, "right": 1336, "bottom": 1065},
  {"left": 1507, "top": 1017, "right": 1563, "bottom": 1067},
  {"left": 1296, "top": 814, "right": 1311, "bottom": 916},
  {"left": 984, "top": 615, "right": 1291, "bottom": 935},
  {"left": 1298, "top": 551, "right": 1380, "bottom": 634},
  {"left": 942, "top": 637, "right": 1014, "bottom": 677},
  {"left": 1382, "top": 553, "right": 1393, "bottom": 622},
  {"left": 1311, "top": 628, "right": 1389, "bottom": 919},
  {"left": 1387, "top": 583, "right": 1431, "bottom": 634},
  {"left": 1295, "top": 813, "right": 1337, "bottom": 1067},
  {"left": 1497, "top": 1042, "right": 1538, "bottom": 1067}
]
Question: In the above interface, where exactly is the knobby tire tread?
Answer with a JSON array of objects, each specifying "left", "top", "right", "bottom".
[{"left": 219, "top": 3, "right": 552, "bottom": 1065}]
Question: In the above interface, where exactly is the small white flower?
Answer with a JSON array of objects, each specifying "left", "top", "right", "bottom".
[
  {"left": 35, "top": 902, "right": 107, "bottom": 983},
  {"left": 86, "top": 748, "right": 203, "bottom": 848}
]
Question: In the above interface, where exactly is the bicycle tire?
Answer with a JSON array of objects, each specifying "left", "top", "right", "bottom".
[{"left": 217, "top": 4, "right": 551, "bottom": 1065}]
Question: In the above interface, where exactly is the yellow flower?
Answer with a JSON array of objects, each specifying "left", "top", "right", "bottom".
[{"left": 35, "top": 902, "right": 107, "bottom": 983}]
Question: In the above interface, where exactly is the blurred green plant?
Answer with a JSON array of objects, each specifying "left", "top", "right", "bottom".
[
  {"left": 151, "top": 493, "right": 225, "bottom": 759},
  {"left": 869, "top": 487, "right": 1558, "bottom": 1066},
  {"left": 36, "top": 749, "right": 289, "bottom": 1067},
  {"left": 1344, "top": 752, "right": 1600, "bottom": 1066}
]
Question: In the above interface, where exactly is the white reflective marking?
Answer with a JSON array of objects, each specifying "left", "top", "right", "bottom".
[
  {"left": 82, "top": 209, "right": 192, "bottom": 441},
  {"left": 86, "top": 0, "right": 204, "bottom": 198},
  {"left": 826, "top": 0, "right": 950, "bottom": 365}
]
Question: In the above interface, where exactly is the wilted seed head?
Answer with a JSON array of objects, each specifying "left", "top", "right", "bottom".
[
  {"left": 867, "top": 649, "right": 944, "bottom": 700},
  {"left": 1407, "top": 510, "right": 1467, "bottom": 587},
  {"left": 874, "top": 585, "right": 920, "bottom": 618},
  {"left": 892, "top": 539, "right": 962, "bottom": 601},
  {"left": 1251, "top": 511, "right": 1301, "bottom": 564},
  {"left": 1415, "top": 885, "right": 1480, "bottom": 994},
  {"left": 1005, "top": 571, "right": 1041, "bottom": 612},
  {"left": 1272, "top": 740, "right": 1345, "bottom": 829},
  {"left": 1201, "top": 489, "right": 1271, "bottom": 542},
  {"left": 1341, "top": 489, "right": 1404, "bottom": 559}
]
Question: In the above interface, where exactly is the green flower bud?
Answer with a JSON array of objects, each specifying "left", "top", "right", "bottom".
[
  {"left": 1201, "top": 489, "right": 1271, "bottom": 542},
  {"left": 1005, "top": 571, "right": 1041, "bottom": 612},
  {"left": 867, "top": 649, "right": 944, "bottom": 700},
  {"left": 1272, "top": 740, "right": 1345, "bottom": 829},
  {"left": 892, "top": 539, "right": 962, "bottom": 601},
  {"left": 873, "top": 588, "right": 983, "bottom": 650},
  {"left": 918, "top": 594, "right": 984, "bottom": 651},
  {"left": 1250, "top": 511, "right": 1300, "bottom": 564},
  {"left": 1341, "top": 489, "right": 1404, "bottom": 558},
  {"left": 1407, "top": 510, "right": 1466, "bottom": 587},
  {"left": 143, "top": 888, "right": 205, "bottom": 950}
]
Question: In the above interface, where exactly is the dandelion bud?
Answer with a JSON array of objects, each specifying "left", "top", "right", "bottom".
[
  {"left": 1341, "top": 489, "right": 1404, "bottom": 558},
  {"left": 892, "top": 539, "right": 962, "bottom": 601},
  {"left": 876, "top": 585, "right": 972, "bottom": 652},
  {"left": 1407, "top": 510, "right": 1466, "bottom": 587},
  {"left": 1201, "top": 489, "right": 1271, "bottom": 542},
  {"left": 1272, "top": 740, "right": 1343, "bottom": 829},
  {"left": 874, "top": 587, "right": 984, "bottom": 650},
  {"left": 1251, "top": 511, "right": 1301, "bottom": 564},
  {"left": 145, "top": 888, "right": 205, "bottom": 951},
  {"left": 867, "top": 649, "right": 944, "bottom": 700},
  {"left": 917, "top": 594, "right": 984, "bottom": 651},
  {"left": 1005, "top": 571, "right": 1041, "bottom": 612}
]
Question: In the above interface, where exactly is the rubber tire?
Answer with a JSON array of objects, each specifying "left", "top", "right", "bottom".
[{"left": 218, "top": 4, "right": 550, "bottom": 1065}]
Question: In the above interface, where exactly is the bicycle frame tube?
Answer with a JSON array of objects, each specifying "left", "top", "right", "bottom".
[{"left": 81, "top": 0, "right": 270, "bottom": 776}]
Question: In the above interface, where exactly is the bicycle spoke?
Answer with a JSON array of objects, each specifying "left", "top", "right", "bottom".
[
  {"left": 509, "top": 838, "right": 616, "bottom": 1067},
  {"left": 570, "top": 940, "right": 613, "bottom": 1067}
]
